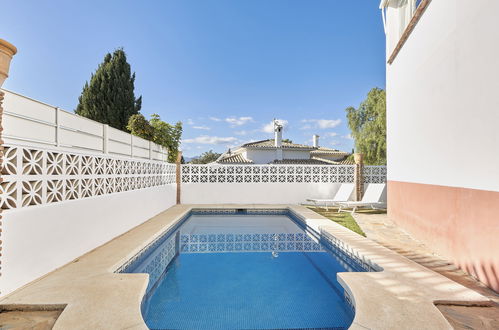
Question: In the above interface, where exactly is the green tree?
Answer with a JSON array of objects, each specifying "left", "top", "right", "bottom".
[
  {"left": 190, "top": 150, "right": 222, "bottom": 164},
  {"left": 126, "top": 114, "right": 154, "bottom": 140},
  {"left": 127, "top": 114, "right": 182, "bottom": 163},
  {"left": 76, "top": 49, "right": 142, "bottom": 131},
  {"left": 345, "top": 88, "right": 386, "bottom": 165},
  {"left": 150, "top": 114, "right": 183, "bottom": 163}
]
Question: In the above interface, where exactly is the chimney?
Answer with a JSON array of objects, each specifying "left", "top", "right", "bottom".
[
  {"left": 274, "top": 120, "right": 283, "bottom": 147},
  {"left": 313, "top": 134, "right": 319, "bottom": 148},
  {"left": 274, "top": 120, "right": 283, "bottom": 160}
]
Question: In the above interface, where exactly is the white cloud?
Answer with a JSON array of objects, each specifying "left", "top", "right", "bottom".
[
  {"left": 186, "top": 118, "right": 195, "bottom": 125},
  {"left": 225, "top": 116, "right": 254, "bottom": 127},
  {"left": 262, "top": 119, "right": 289, "bottom": 133},
  {"left": 301, "top": 119, "right": 342, "bottom": 129},
  {"left": 325, "top": 132, "right": 338, "bottom": 137},
  {"left": 234, "top": 129, "right": 261, "bottom": 136},
  {"left": 183, "top": 135, "right": 238, "bottom": 145},
  {"left": 192, "top": 125, "right": 210, "bottom": 130},
  {"left": 209, "top": 117, "right": 222, "bottom": 122},
  {"left": 342, "top": 134, "right": 353, "bottom": 140}
]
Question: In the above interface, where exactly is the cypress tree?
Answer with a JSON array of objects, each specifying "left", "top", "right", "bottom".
[{"left": 75, "top": 49, "right": 142, "bottom": 131}]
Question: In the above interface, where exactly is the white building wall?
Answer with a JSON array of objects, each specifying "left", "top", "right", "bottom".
[
  {"left": 385, "top": 0, "right": 499, "bottom": 291},
  {"left": 386, "top": 0, "right": 499, "bottom": 192},
  {"left": 282, "top": 150, "right": 311, "bottom": 160},
  {"left": 244, "top": 149, "right": 277, "bottom": 164},
  {"left": 244, "top": 149, "right": 311, "bottom": 164}
]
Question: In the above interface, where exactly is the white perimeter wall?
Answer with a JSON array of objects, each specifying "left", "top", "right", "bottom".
[
  {"left": 386, "top": 0, "right": 499, "bottom": 192},
  {"left": 1, "top": 185, "right": 176, "bottom": 297},
  {"left": 1, "top": 89, "right": 168, "bottom": 161},
  {"left": 182, "top": 183, "right": 353, "bottom": 204}
]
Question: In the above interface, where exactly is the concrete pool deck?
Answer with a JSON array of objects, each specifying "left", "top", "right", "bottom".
[
  {"left": 350, "top": 211, "right": 499, "bottom": 329},
  {"left": 0, "top": 204, "right": 492, "bottom": 329}
]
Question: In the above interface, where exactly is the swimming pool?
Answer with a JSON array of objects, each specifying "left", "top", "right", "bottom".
[{"left": 118, "top": 209, "right": 377, "bottom": 329}]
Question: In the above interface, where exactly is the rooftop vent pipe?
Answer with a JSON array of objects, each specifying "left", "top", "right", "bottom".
[{"left": 313, "top": 134, "right": 319, "bottom": 148}]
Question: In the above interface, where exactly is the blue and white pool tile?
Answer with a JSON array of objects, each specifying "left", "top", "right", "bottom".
[{"left": 180, "top": 232, "right": 325, "bottom": 253}]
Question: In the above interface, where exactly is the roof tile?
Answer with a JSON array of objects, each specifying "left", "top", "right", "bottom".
[{"left": 217, "top": 153, "right": 253, "bottom": 164}]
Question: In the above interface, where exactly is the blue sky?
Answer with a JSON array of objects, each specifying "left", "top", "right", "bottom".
[{"left": 2, "top": 1, "right": 385, "bottom": 157}]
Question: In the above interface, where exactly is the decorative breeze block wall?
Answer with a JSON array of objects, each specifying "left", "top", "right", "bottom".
[
  {"left": 0, "top": 145, "right": 176, "bottom": 211},
  {"left": 363, "top": 165, "right": 387, "bottom": 184},
  {"left": 181, "top": 164, "right": 386, "bottom": 184},
  {"left": 181, "top": 164, "right": 356, "bottom": 184}
]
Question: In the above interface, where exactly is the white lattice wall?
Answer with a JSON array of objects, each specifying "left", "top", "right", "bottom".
[
  {"left": 180, "top": 164, "right": 386, "bottom": 204},
  {"left": 1, "top": 145, "right": 176, "bottom": 211},
  {"left": 181, "top": 164, "right": 356, "bottom": 184},
  {"left": 363, "top": 166, "right": 387, "bottom": 184},
  {"left": 181, "top": 164, "right": 386, "bottom": 184},
  {"left": 0, "top": 144, "right": 177, "bottom": 296}
]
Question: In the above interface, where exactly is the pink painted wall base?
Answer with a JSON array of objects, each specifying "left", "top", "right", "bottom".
[{"left": 388, "top": 180, "right": 499, "bottom": 292}]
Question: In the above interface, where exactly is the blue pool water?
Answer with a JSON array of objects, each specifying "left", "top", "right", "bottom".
[
  {"left": 145, "top": 252, "right": 353, "bottom": 330},
  {"left": 120, "top": 210, "right": 371, "bottom": 329}
]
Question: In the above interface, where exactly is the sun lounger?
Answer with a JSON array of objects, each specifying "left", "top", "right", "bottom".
[
  {"left": 305, "top": 183, "right": 355, "bottom": 210},
  {"left": 337, "top": 183, "right": 386, "bottom": 213}
]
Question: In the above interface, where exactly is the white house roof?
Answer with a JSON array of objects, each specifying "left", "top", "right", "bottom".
[
  {"left": 270, "top": 158, "right": 336, "bottom": 165},
  {"left": 216, "top": 139, "right": 350, "bottom": 165},
  {"left": 310, "top": 156, "right": 355, "bottom": 165},
  {"left": 310, "top": 147, "right": 350, "bottom": 157},
  {"left": 217, "top": 153, "right": 253, "bottom": 164},
  {"left": 242, "top": 140, "right": 348, "bottom": 155}
]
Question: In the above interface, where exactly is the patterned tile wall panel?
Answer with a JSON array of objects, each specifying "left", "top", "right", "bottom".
[
  {"left": 181, "top": 164, "right": 357, "bottom": 184},
  {"left": 181, "top": 164, "right": 386, "bottom": 185},
  {"left": 363, "top": 165, "right": 387, "bottom": 183},
  {"left": 179, "top": 232, "right": 323, "bottom": 253},
  {"left": 132, "top": 233, "right": 178, "bottom": 291},
  {"left": 320, "top": 229, "right": 382, "bottom": 272},
  {"left": 1, "top": 145, "right": 176, "bottom": 211},
  {"left": 190, "top": 208, "right": 289, "bottom": 216}
]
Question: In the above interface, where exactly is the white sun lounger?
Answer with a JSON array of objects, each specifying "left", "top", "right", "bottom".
[
  {"left": 305, "top": 183, "right": 355, "bottom": 210},
  {"left": 337, "top": 183, "right": 386, "bottom": 213}
]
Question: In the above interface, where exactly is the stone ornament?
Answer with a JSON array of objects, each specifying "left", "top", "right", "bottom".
[{"left": 0, "top": 39, "right": 17, "bottom": 87}]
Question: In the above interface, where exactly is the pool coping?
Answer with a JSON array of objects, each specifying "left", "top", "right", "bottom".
[{"left": 0, "top": 204, "right": 491, "bottom": 329}]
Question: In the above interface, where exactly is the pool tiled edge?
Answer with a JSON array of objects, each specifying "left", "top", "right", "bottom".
[{"left": 116, "top": 207, "right": 381, "bottom": 277}]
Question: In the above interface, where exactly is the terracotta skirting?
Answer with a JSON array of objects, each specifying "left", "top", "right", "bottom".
[{"left": 388, "top": 180, "right": 499, "bottom": 292}]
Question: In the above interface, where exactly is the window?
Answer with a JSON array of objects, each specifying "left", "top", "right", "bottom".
[{"left": 382, "top": 0, "right": 431, "bottom": 64}]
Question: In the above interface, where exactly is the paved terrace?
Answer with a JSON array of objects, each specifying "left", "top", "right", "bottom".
[
  {"left": 0, "top": 205, "right": 492, "bottom": 329},
  {"left": 351, "top": 211, "right": 499, "bottom": 329}
]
